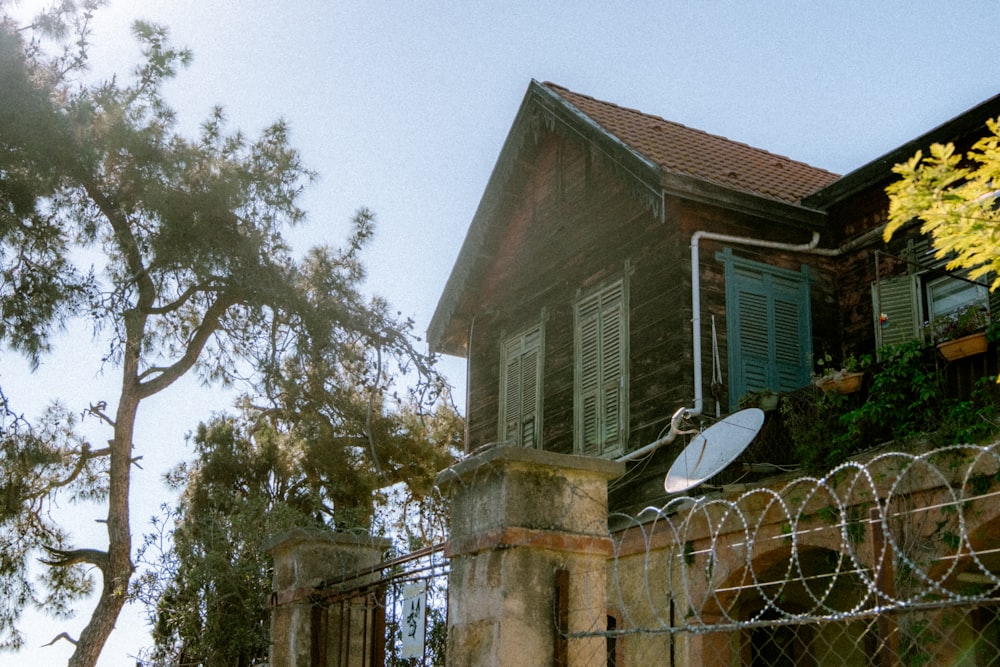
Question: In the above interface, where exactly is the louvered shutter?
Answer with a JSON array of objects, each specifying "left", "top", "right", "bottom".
[
  {"left": 518, "top": 330, "right": 540, "bottom": 448},
  {"left": 736, "top": 289, "right": 770, "bottom": 393},
  {"left": 575, "top": 279, "right": 627, "bottom": 457},
  {"left": 578, "top": 299, "right": 601, "bottom": 455},
  {"left": 723, "top": 250, "right": 812, "bottom": 409},
  {"left": 990, "top": 277, "right": 1000, "bottom": 317},
  {"left": 773, "top": 276, "right": 811, "bottom": 389},
  {"left": 499, "top": 326, "right": 542, "bottom": 447},
  {"left": 600, "top": 289, "right": 625, "bottom": 451},
  {"left": 872, "top": 275, "right": 921, "bottom": 351}
]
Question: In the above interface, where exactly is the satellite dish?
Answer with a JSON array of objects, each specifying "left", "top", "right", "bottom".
[{"left": 663, "top": 408, "right": 765, "bottom": 495}]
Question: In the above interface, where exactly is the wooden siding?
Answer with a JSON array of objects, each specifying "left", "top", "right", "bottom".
[{"left": 460, "top": 129, "right": 841, "bottom": 510}]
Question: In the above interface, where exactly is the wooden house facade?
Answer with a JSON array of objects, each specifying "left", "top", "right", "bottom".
[{"left": 429, "top": 81, "right": 1000, "bottom": 512}]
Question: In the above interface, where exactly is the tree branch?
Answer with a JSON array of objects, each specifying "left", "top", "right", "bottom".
[
  {"left": 141, "top": 283, "right": 205, "bottom": 316},
  {"left": 42, "top": 632, "right": 78, "bottom": 647},
  {"left": 85, "top": 401, "right": 115, "bottom": 427},
  {"left": 39, "top": 546, "right": 109, "bottom": 572},
  {"left": 81, "top": 179, "right": 155, "bottom": 311},
  {"left": 43, "top": 443, "right": 112, "bottom": 494},
  {"left": 136, "top": 294, "right": 233, "bottom": 398}
]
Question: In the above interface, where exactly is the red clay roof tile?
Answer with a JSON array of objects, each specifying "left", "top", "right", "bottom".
[{"left": 544, "top": 82, "right": 840, "bottom": 204}]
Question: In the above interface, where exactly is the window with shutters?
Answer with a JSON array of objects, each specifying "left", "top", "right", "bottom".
[
  {"left": 872, "top": 238, "right": 993, "bottom": 352},
  {"left": 574, "top": 277, "right": 628, "bottom": 458},
  {"left": 498, "top": 323, "right": 543, "bottom": 448},
  {"left": 720, "top": 249, "right": 813, "bottom": 408}
]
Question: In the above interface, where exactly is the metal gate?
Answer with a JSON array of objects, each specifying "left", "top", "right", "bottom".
[{"left": 309, "top": 543, "right": 449, "bottom": 667}]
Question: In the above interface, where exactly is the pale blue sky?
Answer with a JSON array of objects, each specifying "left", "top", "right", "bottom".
[{"left": 4, "top": 1, "right": 1000, "bottom": 664}]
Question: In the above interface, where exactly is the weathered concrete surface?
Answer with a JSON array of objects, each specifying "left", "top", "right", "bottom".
[
  {"left": 267, "top": 529, "right": 390, "bottom": 667},
  {"left": 437, "top": 445, "right": 623, "bottom": 666}
]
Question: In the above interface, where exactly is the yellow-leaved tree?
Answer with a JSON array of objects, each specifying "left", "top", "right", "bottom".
[{"left": 885, "top": 117, "right": 1000, "bottom": 290}]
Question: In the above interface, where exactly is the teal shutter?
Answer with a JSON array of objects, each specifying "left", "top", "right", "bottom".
[
  {"left": 872, "top": 275, "right": 921, "bottom": 351},
  {"left": 575, "top": 278, "right": 628, "bottom": 457},
  {"left": 722, "top": 250, "right": 813, "bottom": 408},
  {"left": 499, "top": 325, "right": 542, "bottom": 447}
]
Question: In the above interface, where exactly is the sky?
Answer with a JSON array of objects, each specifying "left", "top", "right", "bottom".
[{"left": 3, "top": 0, "right": 1000, "bottom": 664}]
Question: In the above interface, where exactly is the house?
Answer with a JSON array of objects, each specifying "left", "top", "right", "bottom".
[
  {"left": 426, "top": 81, "right": 1000, "bottom": 666},
  {"left": 430, "top": 80, "right": 1000, "bottom": 511}
]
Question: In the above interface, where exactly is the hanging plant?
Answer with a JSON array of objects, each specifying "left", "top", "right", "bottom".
[
  {"left": 927, "top": 305, "right": 989, "bottom": 361},
  {"left": 813, "top": 352, "right": 865, "bottom": 394}
]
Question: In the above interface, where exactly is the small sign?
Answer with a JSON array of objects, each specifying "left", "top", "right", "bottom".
[{"left": 400, "top": 583, "right": 426, "bottom": 659}]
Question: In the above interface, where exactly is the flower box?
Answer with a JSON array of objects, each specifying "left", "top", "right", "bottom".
[
  {"left": 816, "top": 371, "right": 864, "bottom": 395},
  {"left": 937, "top": 331, "right": 988, "bottom": 361}
]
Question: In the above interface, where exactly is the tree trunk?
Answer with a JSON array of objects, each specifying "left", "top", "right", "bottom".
[{"left": 67, "top": 365, "right": 140, "bottom": 666}]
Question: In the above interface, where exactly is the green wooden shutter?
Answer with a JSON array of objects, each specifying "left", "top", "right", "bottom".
[
  {"left": 872, "top": 275, "right": 921, "bottom": 351},
  {"left": 499, "top": 325, "right": 542, "bottom": 447},
  {"left": 736, "top": 289, "right": 770, "bottom": 393},
  {"left": 722, "top": 250, "right": 812, "bottom": 408},
  {"left": 773, "top": 277, "right": 811, "bottom": 389},
  {"left": 575, "top": 278, "right": 627, "bottom": 457}
]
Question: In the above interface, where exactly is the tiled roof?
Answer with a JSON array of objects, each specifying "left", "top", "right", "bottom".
[{"left": 544, "top": 82, "right": 840, "bottom": 204}]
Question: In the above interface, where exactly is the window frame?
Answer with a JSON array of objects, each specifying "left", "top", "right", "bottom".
[{"left": 872, "top": 237, "right": 993, "bottom": 352}]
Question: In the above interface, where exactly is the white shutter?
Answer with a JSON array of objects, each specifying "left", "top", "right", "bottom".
[
  {"left": 519, "top": 330, "right": 540, "bottom": 448},
  {"left": 872, "top": 275, "right": 921, "bottom": 351},
  {"left": 577, "top": 302, "right": 601, "bottom": 455}
]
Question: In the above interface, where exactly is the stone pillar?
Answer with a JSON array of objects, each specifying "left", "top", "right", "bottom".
[
  {"left": 437, "top": 446, "right": 624, "bottom": 667},
  {"left": 267, "top": 529, "right": 391, "bottom": 667}
]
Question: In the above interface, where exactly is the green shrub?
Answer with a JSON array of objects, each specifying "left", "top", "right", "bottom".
[{"left": 782, "top": 339, "right": 1000, "bottom": 472}]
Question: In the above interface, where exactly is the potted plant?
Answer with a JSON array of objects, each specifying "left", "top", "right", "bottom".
[
  {"left": 813, "top": 352, "right": 864, "bottom": 394},
  {"left": 927, "top": 305, "right": 990, "bottom": 361},
  {"left": 739, "top": 389, "right": 781, "bottom": 412}
]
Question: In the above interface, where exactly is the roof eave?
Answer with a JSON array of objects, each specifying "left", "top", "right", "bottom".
[
  {"left": 660, "top": 171, "right": 828, "bottom": 230},
  {"left": 803, "top": 92, "right": 1000, "bottom": 210}
]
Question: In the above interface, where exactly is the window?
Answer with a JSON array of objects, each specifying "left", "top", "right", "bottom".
[
  {"left": 574, "top": 276, "right": 628, "bottom": 458},
  {"left": 872, "top": 239, "right": 991, "bottom": 350},
  {"left": 499, "top": 322, "right": 543, "bottom": 448},
  {"left": 926, "top": 273, "right": 988, "bottom": 320},
  {"left": 720, "top": 249, "right": 813, "bottom": 408}
]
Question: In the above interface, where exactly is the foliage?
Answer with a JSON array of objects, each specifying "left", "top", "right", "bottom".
[
  {"left": 0, "top": 389, "right": 105, "bottom": 651},
  {"left": 132, "top": 405, "right": 457, "bottom": 667},
  {"left": 811, "top": 351, "right": 867, "bottom": 389},
  {"left": 925, "top": 304, "right": 990, "bottom": 343},
  {"left": 885, "top": 116, "right": 1000, "bottom": 291},
  {"left": 780, "top": 384, "right": 854, "bottom": 471},
  {"left": 938, "top": 377, "right": 1000, "bottom": 445},
  {"left": 783, "top": 340, "right": 1000, "bottom": 471},
  {"left": 813, "top": 351, "right": 864, "bottom": 378},
  {"left": 0, "top": 3, "right": 454, "bottom": 664},
  {"left": 839, "top": 341, "right": 942, "bottom": 446}
]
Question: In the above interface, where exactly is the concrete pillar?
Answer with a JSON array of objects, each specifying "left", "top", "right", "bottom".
[
  {"left": 267, "top": 528, "right": 391, "bottom": 667},
  {"left": 437, "top": 446, "right": 624, "bottom": 667}
]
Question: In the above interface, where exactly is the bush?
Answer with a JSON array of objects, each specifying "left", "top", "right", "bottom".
[{"left": 782, "top": 339, "right": 1000, "bottom": 472}]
